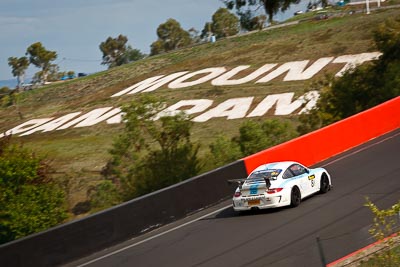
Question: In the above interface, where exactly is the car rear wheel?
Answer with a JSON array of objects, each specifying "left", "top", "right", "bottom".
[
  {"left": 320, "top": 174, "right": 330, "bottom": 194},
  {"left": 290, "top": 187, "right": 301, "bottom": 207}
]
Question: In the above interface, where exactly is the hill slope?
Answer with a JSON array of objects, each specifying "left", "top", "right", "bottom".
[{"left": 1, "top": 7, "right": 399, "bottom": 213}]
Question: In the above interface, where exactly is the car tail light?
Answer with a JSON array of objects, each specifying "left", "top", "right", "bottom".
[
  {"left": 266, "top": 188, "right": 283, "bottom": 194},
  {"left": 234, "top": 191, "right": 241, "bottom": 197}
]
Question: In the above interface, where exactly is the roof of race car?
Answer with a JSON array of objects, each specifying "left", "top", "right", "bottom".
[{"left": 251, "top": 161, "right": 300, "bottom": 174}]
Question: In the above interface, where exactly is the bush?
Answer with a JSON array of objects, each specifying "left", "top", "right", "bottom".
[
  {"left": 298, "top": 17, "right": 400, "bottom": 135},
  {"left": 207, "top": 135, "right": 242, "bottom": 168},
  {"left": 0, "top": 136, "right": 67, "bottom": 244},
  {"left": 207, "top": 118, "right": 297, "bottom": 170},
  {"left": 88, "top": 180, "right": 121, "bottom": 212},
  {"left": 101, "top": 95, "right": 201, "bottom": 201},
  {"left": 238, "top": 119, "right": 298, "bottom": 156}
]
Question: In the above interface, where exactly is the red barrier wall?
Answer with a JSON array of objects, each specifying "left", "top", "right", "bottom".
[{"left": 243, "top": 96, "right": 400, "bottom": 174}]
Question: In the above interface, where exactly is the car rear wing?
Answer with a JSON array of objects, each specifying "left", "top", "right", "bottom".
[{"left": 227, "top": 177, "right": 271, "bottom": 189}]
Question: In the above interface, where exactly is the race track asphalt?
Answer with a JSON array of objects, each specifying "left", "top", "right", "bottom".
[{"left": 67, "top": 129, "right": 400, "bottom": 267}]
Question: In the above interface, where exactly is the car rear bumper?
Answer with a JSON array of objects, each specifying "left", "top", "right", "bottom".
[{"left": 232, "top": 194, "right": 289, "bottom": 211}]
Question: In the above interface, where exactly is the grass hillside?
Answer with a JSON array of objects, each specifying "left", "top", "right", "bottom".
[{"left": 1, "top": 6, "right": 399, "bottom": 215}]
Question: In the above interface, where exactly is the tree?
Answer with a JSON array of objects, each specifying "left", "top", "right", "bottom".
[
  {"left": 188, "top": 27, "right": 201, "bottom": 44},
  {"left": 150, "top": 40, "right": 165, "bottom": 56},
  {"left": 206, "top": 135, "right": 242, "bottom": 169},
  {"left": 99, "top": 34, "right": 128, "bottom": 68},
  {"left": 26, "top": 42, "right": 57, "bottom": 83},
  {"left": 100, "top": 95, "right": 201, "bottom": 201},
  {"left": 206, "top": 119, "right": 297, "bottom": 170},
  {"left": 211, "top": 8, "right": 239, "bottom": 38},
  {"left": 224, "top": 0, "right": 300, "bottom": 25},
  {"left": 0, "top": 136, "right": 67, "bottom": 244},
  {"left": 238, "top": 10, "right": 267, "bottom": 31},
  {"left": 7, "top": 56, "right": 29, "bottom": 90},
  {"left": 150, "top": 19, "right": 192, "bottom": 55},
  {"left": 47, "top": 64, "right": 61, "bottom": 81},
  {"left": 297, "top": 18, "right": 400, "bottom": 135},
  {"left": 238, "top": 119, "right": 297, "bottom": 156},
  {"left": 99, "top": 35, "right": 144, "bottom": 68},
  {"left": 122, "top": 45, "right": 146, "bottom": 64},
  {"left": 201, "top": 22, "right": 213, "bottom": 40}
]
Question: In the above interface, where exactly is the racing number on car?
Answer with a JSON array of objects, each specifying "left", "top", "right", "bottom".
[{"left": 308, "top": 175, "right": 316, "bottom": 187}]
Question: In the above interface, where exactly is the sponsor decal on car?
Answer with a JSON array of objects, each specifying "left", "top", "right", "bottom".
[{"left": 249, "top": 184, "right": 259, "bottom": 195}]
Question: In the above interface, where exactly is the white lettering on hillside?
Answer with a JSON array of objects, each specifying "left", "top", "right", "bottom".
[
  {"left": 256, "top": 57, "right": 334, "bottom": 83},
  {"left": 20, "top": 112, "right": 82, "bottom": 136},
  {"left": 193, "top": 97, "right": 254, "bottom": 122},
  {"left": 57, "top": 107, "right": 120, "bottom": 129},
  {"left": 333, "top": 52, "right": 382, "bottom": 76},
  {"left": 3, "top": 118, "right": 54, "bottom": 136},
  {"left": 0, "top": 91, "right": 318, "bottom": 137},
  {"left": 111, "top": 72, "right": 189, "bottom": 97},
  {"left": 274, "top": 91, "right": 315, "bottom": 115},
  {"left": 211, "top": 64, "right": 276, "bottom": 86},
  {"left": 299, "top": 91, "right": 320, "bottom": 114},
  {"left": 155, "top": 99, "right": 213, "bottom": 119},
  {"left": 247, "top": 91, "right": 319, "bottom": 117},
  {"left": 0, "top": 52, "right": 382, "bottom": 137},
  {"left": 106, "top": 109, "right": 124, "bottom": 124},
  {"left": 168, "top": 68, "right": 227, "bottom": 89},
  {"left": 110, "top": 52, "right": 380, "bottom": 97},
  {"left": 248, "top": 93, "right": 291, "bottom": 117}
]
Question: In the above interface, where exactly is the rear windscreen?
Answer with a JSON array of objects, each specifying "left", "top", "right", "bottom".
[{"left": 248, "top": 169, "right": 282, "bottom": 180}]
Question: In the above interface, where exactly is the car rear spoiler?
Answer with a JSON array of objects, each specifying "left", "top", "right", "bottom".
[
  {"left": 227, "top": 178, "right": 246, "bottom": 189},
  {"left": 227, "top": 177, "right": 271, "bottom": 189},
  {"left": 227, "top": 178, "right": 246, "bottom": 185}
]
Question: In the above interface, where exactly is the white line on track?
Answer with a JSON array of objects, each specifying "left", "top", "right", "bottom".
[
  {"left": 77, "top": 205, "right": 231, "bottom": 267},
  {"left": 320, "top": 131, "right": 400, "bottom": 167},
  {"left": 77, "top": 129, "right": 399, "bottom": 266}
]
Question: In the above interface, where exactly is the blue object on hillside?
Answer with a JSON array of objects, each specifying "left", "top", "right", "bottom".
[{"left": 61, "top": 74, "right": 76, "bottom": 80}]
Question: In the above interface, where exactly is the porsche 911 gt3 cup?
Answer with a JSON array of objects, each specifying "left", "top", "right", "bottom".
[{"left": 230, "top": 161, "right": 332, "bottom": 211}]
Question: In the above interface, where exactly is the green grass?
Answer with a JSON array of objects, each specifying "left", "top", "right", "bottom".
[{"left": 1, "top": 6, "right": 399, "bottom": 218}]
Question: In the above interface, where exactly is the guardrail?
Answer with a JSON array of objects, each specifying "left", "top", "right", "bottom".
[{"left": 0, "top": 96, "right": 399, "bottom": 266}]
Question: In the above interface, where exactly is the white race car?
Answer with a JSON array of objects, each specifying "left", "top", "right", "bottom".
[{"left": 231, "top": 161, "right": 332, "bottom": 211}]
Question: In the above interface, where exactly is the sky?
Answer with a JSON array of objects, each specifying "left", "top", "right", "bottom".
[{"left": 0, "top": 0, "right": 309, "bottom": 83}]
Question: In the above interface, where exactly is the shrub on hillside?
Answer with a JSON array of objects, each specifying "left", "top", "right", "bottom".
[
  {"left": 207, "top": 119, "right": 298, "bottom": 169},
  {"left": 298, "top": 17, "right": 400, "bottom": 135},
  {"left": 0, "top": 136, "right": 67, "bottom": 244},
  {"left": 93, "top": 95, "right": 201, "bottom": 206}
]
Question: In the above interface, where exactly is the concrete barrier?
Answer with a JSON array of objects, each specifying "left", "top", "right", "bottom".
[
  {"left": 243, "top": 96, "right": 400, "bottom": 174},
  {"left": 0, "top": 161, "right": 247, "bottom": 267}
]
